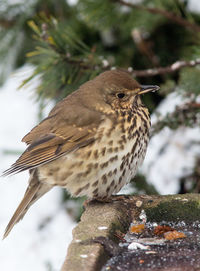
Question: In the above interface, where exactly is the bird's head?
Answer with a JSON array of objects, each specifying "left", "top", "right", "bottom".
[{"left": 79, "top": 70, "right": 159, "bottom": 113}]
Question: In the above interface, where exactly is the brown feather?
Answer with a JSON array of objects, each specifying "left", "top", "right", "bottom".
[
  {"left": 3, "top": 170, "right": 52, "bottom": 239},
  {"left": 2, "top": 89, "right": 103, "bottom": 176},
  {"left": 22, "top": 91, "right": 103, "bottom": 145},
  {"left": 3, "top": 123, "right": 100, "bottom": 176}
]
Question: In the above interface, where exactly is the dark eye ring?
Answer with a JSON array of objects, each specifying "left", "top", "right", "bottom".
[{"left": 117, "top": 93, "right": 125, "bottom": 99}]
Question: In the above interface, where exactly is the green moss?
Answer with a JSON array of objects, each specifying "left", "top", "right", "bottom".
[{"left": 145, "top": 198, "right": 200, "bottom": 222}]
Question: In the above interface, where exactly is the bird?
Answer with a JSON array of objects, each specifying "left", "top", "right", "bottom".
[{"left": 2, "top": 70, "right": 159, "bottom": 238}]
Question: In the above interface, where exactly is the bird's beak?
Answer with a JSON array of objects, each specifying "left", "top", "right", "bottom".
[{"left": 138, "top": 85, "right": 160, "bottom": 95}]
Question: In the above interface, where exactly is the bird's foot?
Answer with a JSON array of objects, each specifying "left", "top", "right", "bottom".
[
  {"left": 83, "top": 194, "right": 130, "bottom": 208},
  {"left": 83, "top": 197, "right": 111, "bottom": 208},
  {"left": 109, "top": 194, "right": 130, "bottom": 202}
]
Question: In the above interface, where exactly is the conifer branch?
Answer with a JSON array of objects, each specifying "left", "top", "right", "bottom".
[
  {"left": 116, "top": 0, "right": 200, "bottom": 33},
  {"left": 32, "top": 24, "right": 200, "bottom": 78},
  {"left": 150, "top": 102, "right": 200, "bottom": 137},
  {"left": 62, "top": 57, "right": 200, "bottom": 77},
  {"left": 131, "top": 59, "right": 200, "bottom": 77}
]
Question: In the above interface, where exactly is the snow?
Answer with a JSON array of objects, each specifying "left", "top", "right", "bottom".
[
  {"left": 4, "top": 0, "right": 78, "bottom": 7},
  {"left": 128, "top": 242, "right": 149, "bottom": 250},
  {"left": 188, "top": 0, "right": 200, "bottom": 13},
  {"left": 0, "top": 65, "right": 76, "bottom": 271},
  {"left": 141, "top": 92, "right": 200, "bottom": 194},
  {"left": 139, "top": 210, "right": 147, "bottom": 222}
]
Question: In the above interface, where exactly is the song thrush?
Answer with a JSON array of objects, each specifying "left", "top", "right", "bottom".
[{"left": 2, "top": 70, "right": 159, "bottom": 238}]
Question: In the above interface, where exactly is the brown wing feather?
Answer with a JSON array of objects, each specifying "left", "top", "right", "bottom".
[
  {"left": 3, "top": 97, "right": 102, "bottom": 176},
  {"left": 21, "top": 90, "right": 102, "bottom": 145},
  {"left": 3, "top": 131, "right": 95, "bottom": 176}
]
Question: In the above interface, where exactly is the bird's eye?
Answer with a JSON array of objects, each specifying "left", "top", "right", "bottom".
[{"left": 117, "top": 93, "right": 125, "bottom": 99}]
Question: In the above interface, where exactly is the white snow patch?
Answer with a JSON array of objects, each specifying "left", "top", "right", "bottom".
[
  {"left": 139, "top": 210, "right": 147, "bottom": 222},
  {"left": 102, "top": 59, "right": 109, "bottom": 67},
  {"left": 145, "top": 251, "right": 157, "bottom": 254},
  {"left": 171, "top": 61, "right": 184, "bottom": 70},
  {"left": 188, "top": 0, "right": 200, "bottom": 13},
  {"left": 128, "top": 242, "right": 149, "bottom": 250},
  {"left": 141, "top": 92, "right": 200, "bottom": 194}
]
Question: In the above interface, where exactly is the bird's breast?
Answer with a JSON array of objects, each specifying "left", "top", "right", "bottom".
[{"left": 38, "top": 107, "right": 150, "bottom": 198}]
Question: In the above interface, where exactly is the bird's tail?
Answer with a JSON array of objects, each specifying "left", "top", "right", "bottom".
[{"left": 3, "top": 170, "right": 52, "bottom": 239}]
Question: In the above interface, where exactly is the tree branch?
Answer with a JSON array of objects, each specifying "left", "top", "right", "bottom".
[
  {"left": 116, "top": 0, "right": 200, "bottom": 33},
  {"left": 63, "top": 55, "right": 200, "bottom": 78},
  {"left": 150, "top": 102, "right": 200, "bottom": 137},
  {"left": 131, "top": 59, "right": 200, "bottom": 77},
  {"left": 0, "top": 18, "right": 16, "bottom": 28}
]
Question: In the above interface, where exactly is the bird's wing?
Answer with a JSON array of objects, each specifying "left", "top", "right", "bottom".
[{"left": 3, "top": 100, "right": 102, "bottom": 176}]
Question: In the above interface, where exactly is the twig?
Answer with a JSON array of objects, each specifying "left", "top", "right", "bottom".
[
  {"left": 131, "top": 59, "right": 200, "bottom": 77},
  {"left": 63, "top": 56, "right": 200, "bottom": 77},
  {"left": 63, "top": 57, "right": 200, "bottom": 77},
  {"left": 0, "top": 19, "right": 16, "bottom": 28},
  {"left": 116, "top": 0, "right": 200, "bottom": 33}
]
